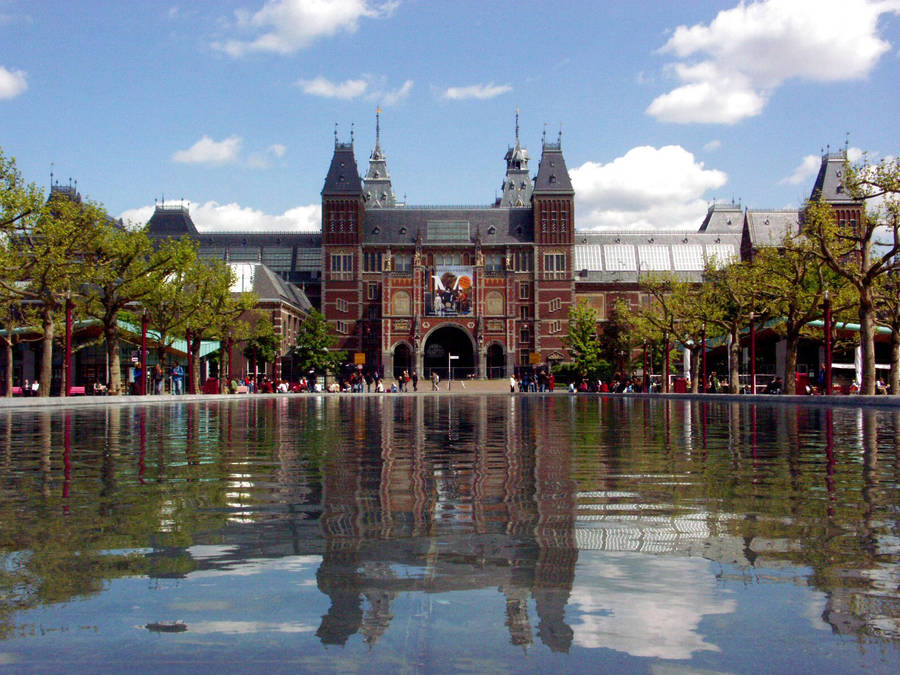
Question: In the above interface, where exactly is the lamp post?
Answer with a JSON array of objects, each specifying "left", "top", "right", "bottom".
[
  {"left": 642, "top": 342, "right": 648, "bottom": 392},
  {"left": 140, "top": 312, "right": 148, "bottom": 396},
  {"left": 824, "top": 290, "right": 832, "bottom": 394},
  {"left": 64, "top": 290, "right": 73, "bottom": 397},
  {"left": 749, "top": 312, "right": 757, "bottom": 395},
  {"left": 448, "top": 353, "right": 459, "bottom": 391}
]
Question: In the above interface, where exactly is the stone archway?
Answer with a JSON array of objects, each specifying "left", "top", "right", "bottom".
[
  {"left": 423, "top": 325, "right": 475, "bottom": 380},
  {"left": 393, "top": 342, "right": 412, "bottom": 378}
]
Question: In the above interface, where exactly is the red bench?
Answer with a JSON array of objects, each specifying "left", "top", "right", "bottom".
[
  {"left": 69, "top": 386, "right": 86, "bottom": 396},
  {"left": 11, "top": 386, "right": 23, "bottom": 396}
]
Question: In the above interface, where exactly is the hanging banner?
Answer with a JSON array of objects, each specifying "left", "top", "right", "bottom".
[{"left": 428, "top": 266, "right": 474, "bottom": 316}]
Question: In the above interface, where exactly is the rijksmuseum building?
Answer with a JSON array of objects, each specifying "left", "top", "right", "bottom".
[{"left": 147, "top": 114, "right": 857, "bottom": 380}]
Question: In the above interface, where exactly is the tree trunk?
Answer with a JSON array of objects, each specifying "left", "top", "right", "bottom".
[
  {"left": 689, "top": 347, "right": 700, "bottom": 393},
  {"left": 105, "top": 322, "right": 121, "bottom": 394},
  {"left": 889, "top": 325, "right": 900, "bottom": 396},
  {"left": 783, "top": 331, "right": 800, "bottom": 395},
  {"left": 728, "top": 325, "right": 741, "bottom": 394},
  {"left": 858, "top": 291, "right": 877, "bottom": 395},
  {"left": 39, "top": 310, "right": 54, "bottom": 397},
  {"left": 191, "top": 336, "right": 202, "bottom": 395}
]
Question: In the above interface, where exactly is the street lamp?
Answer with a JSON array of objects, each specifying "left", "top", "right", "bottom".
[
  {"left": 448, "top": 353, "right": 459, "bottom": 390},
  {"left": 823, "top": 290, "right": 832, "bottom": 394},
  {"left": 749, "top": 312, "right": 757, "bottom": 395}
]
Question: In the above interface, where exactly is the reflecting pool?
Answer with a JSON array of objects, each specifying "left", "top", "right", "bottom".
[{"left": 1, "top": 396, "right": 898, "bottom": 673}]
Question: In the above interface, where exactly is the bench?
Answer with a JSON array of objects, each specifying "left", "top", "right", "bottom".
[
  {"left": 236, "top": 386, "right": 249, "bottom": 394},
  {"left": 11, "top": 386, "right": 23, "bottom": 396},
  {"left": 69, "top": 386, "right": 86, "bottom": 396}
]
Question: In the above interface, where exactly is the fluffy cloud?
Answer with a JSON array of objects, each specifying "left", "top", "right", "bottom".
[
  {"left": 703, "top": 139, "right": 722, "bottom": 152},
  {"left": 781, "top": 146, "right": 865, "bottom": 184},
  {"left": 0, "top": 66, "right": 27, "bottom": 99},
  {"left": 173, "top": 135, "right": 243, "bottom": 165},
  {"left": 120, "top": 201, "right": 321, "bottom": 232},
  {"left": 571, "top": 145, "right": 727, "bottom": 230},
  {"left": 213, "top": 0, "right": 397, "bottom": 57},
  {"left": 648, "top": 0, "right": 900, "bottom": 124},
  {"left": 441, "top": 82, "right": 512, "bottom": 100},
  {"left": 295, "top": 74, "right": 412, "bottom": 104}
]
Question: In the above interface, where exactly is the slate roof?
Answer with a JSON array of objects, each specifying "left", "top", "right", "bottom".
[
  {"left": 744, "top": 209, "right": 799, "bottom": 248},
  {"left": 533, "top": 142, "right": 574, "bottom": 194},
  {"left": 698, "top": 202, "right": 743, "bottom": 232},
  {"left": 145, "top": 204, "right": 199, "bottom": 236},
  {"left": 574, "top": 231, "right": 742, "bottom": 283},
  {"left": 810, "top": 152, "right": 859, "bottom": 205},
  {"left": 362, "top": 207, "right": 534, "bottom": 246},
  {"left": 322, "top": 142, "right": 363, "bottom": 196},
  {"left": 229, "top": 263, "right": 313, "bottom": 312}
]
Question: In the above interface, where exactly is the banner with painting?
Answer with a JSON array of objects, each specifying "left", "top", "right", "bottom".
[{"left": 428, "top": 266, "right": 474, "bottom": 316}]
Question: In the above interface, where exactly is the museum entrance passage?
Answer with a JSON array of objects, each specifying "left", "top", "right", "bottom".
[{"left": 424, "top": 325, "right": 475, "bottom": 380}]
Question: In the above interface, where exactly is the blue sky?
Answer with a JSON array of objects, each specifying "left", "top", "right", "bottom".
[{"left": 2, "top": 0, "right": 899, "bottom": 232}]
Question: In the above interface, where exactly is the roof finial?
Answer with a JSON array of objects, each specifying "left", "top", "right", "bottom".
[
  {"left": 50, "top": 162, "right": 54, "bottom": 187},
  {"left": 515, "top": 108, "right": 520, "bottom": 143},
  {"left": 334, "top": 123, "right": 339, "bottom": 146},
  {"left": 844, "top": 131, "right": 850, "bottom": 155},
  {"left": 542, "top": 123, "right": 547, "bottom": 146},
  {"left": 376, "top": 106, "right": 382, "bottom": 143},
  {"left": 558, "top": 124, "right": 562, "bottom": 145},
  {"left": 350, "top": 122, "right": 355, "bottom": 144}
]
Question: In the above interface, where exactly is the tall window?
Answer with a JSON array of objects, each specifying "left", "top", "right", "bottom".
[
  {"left": 330, "top": 253, "right": 353, "bottom": 279},
  {"left": 514, "top": 250, "right": 533, "bottom": 272},
  {"left": 485, "top": 253, "right": 503, "bottom": 272},
  {"left": 394, "top": 253, "right": 412, "bottom": 272},
  {"left": 519, "top": 282, "right": 530, "bottom": 300},
  {"left": 363, "top": 251, "right": 383, "bottom": 272},
  {"left": 543, "top": 253, "right": 566, "bottom": 279},
  {"left": 367, "top": 282, "right": 379, "bottom": 300}
]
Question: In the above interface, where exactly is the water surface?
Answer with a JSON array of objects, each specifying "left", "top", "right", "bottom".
[{"left": 1, "top": 396, "right": 898, "bottom": 673}]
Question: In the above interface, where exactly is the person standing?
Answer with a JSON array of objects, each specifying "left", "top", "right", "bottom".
[
  {"left": 411, "top": 370, "right": 418, "bottom": 392},
  {"left": 432, "top": 371, "right": 440, "bottom": 391},
  {"left": 171, "top": 363, "right": 185, "bottom": 395},
  {"left": 509, "top": 375, "right": 516, "bottom": 393}
]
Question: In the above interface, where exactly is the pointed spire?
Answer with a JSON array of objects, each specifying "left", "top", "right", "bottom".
[
  {"left": 515, "top": 108, "right": 520, "bottom": 144},
  {"left": 364, "top": 107, "right": 395, "bottom": 207},
  {"left": 334, "top": 123, "right": 339, "bottom": 146}
]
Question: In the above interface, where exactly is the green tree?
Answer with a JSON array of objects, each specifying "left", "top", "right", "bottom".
[
  {"left": 564, "top": 300, "right": 606, "bottom": 379},
  {"left": 752, "top": 234, "right": 848, "bottom": 394},
  {"left": 0, "top": 193, "right": 105, "bottom": 395},
  {"left": 291, "top": 309, "right": 344, "bottom": 383},
  {"left": 81, "top": 226, "right": 196, "bottom": 394},
  {"left": 701, "top": 260, "right": 768, "bottom": 394},
  {"left": 874, "top": 271, "right": 900, "bottom": 394},
  {"left": 243, "top": 315, "right": 281, "bottom": 379},
  {"left": 803, "top": 155, "right": 900, "bottom": 395}
]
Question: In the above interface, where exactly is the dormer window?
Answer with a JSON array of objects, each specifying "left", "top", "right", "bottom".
[{"left": 487, "top": 225, "right": 496, "bottom": 235}]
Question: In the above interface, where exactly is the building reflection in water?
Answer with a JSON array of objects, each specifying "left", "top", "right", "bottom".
[{"left": 314, "top": 395, "right": 577, "bottom": 651}]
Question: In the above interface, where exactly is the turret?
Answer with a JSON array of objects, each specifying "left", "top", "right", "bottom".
[
  {"left": 363, "top": 108, "right": 397, "bottom": 208},
  {"left": 499, "top": 110, "right": 532, "bottom": 207}
]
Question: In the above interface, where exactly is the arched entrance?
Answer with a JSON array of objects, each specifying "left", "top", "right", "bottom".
[
  {"left": 424, "top": 325, "right": 475, "bottom": 380},
  {"left": 486, "top": 343, "right": 505, "bottom": 379},
  {"left": 393, "top": 343, "right": 412, "bottom": 378}
]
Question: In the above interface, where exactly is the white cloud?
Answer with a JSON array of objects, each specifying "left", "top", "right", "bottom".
[
  {"left": 703, "top": 139, "right": 722, "bottom": 152},
  {"left": 571, "top": 145, "right": 728, "bottom": 230},
  {"left": 268, "top": 143, "right": 286, "bottom": 157},
  {"left": 0, "top": 66, "right": 27, "bottom": 99},
  {"left": 296, "top": 76, "right": 368, "bottom": 99},
  {"left": 120, "top": 201, "right": 321, "bottom": 232},
  {"left": 295, "top": 74, "right": 412, "bottom": 104},
  {"left": 442, "top": 82, "right": 512, "bottom": 100},
  {"left": 247, "top": 143, "right": 288, "bottom": 168},
  {"left": 173, "top": 135, "right": 243, "bottom": 165},
  {"left": 781, "top": 154, "right": 821, "bottom": 185},
  {"left": 213, "top": 0, "right": 397, "bottom": 57},
  {"left": 781, "top": 146, "right": 865, "bottom": 185},
  {"left": 648, "top": 0, "right": 900, "bottom": 124}
]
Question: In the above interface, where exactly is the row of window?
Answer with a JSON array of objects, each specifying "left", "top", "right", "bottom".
[{"left": 332, "top": 252, "right": 564, "bottom": 278}]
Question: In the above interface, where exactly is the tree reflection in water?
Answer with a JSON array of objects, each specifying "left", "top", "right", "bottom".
[{"left": 0, "top": 397, "right": 898, "bottom": 665}]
